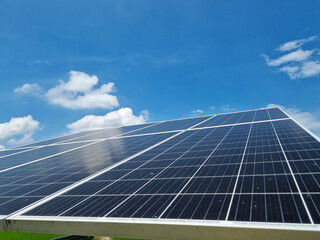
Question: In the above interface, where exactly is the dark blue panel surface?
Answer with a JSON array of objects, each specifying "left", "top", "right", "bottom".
[
  {"left": 17, "top": 123, "right": 154, "bottom": 148},
  {"left": 0, "top": 148, "right": 31, "bottom": 158},
  {"left": 0, "top": 132, "right": 173, "bottom": 215},
  {"left": 268, "top": 108, "right": 288, "bottom": 120},
  {"left": 0, "top": 142, "right": 90, "bottom": 171},
  {"left": 124, "top": 116, "right": 211, "bottom": 136},
  {"left": 228, "top": 194, "right": 310, "bottom": 223},
  {"left": 21, "top": 129, "right": 105, "bottom": 148},
  {"left": 62, "top": 123, "right": 155, "bottom": 143},
  {"left": 272, "top": 119, "right": 320, "bottom": 223}
]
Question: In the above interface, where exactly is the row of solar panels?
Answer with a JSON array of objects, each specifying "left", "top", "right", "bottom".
[{"left": 1, "top": 107, "right": 320, "bottom": 239}]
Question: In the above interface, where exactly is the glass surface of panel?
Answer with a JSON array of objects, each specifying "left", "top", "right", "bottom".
[
  {"left": 0, "top": 132, "right": 173, "bottom": 215},
  {"left": 124, "top": 116, "right": 211, "bottom": 136},
  {"left": 62, "top": 123, "right": 155, "bottom": 142},
  {"left": 267, "top": 108, "right": 289, "bottom": 120},
  {"left": 0, "top": 142, "right": 90, "bottom": 171}
]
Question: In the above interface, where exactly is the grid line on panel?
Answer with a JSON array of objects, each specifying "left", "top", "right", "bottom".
[
  {"left": 0, "top": 147, "right": 44, "bottom": 160},
  {"left": 58, "top": 122, "right": 164, "bottom": 145},
  {"left": 157, "top": 126, "right": 235, "bottom": 219},
  {"left": 63, "top": 172, "right": 320, "bottom": 181},
  {"left": 10, "top": 115, "right": 215, "bottom": 218},
  {"left": 187, "top": 115, "right": 216, "bottom": 129},
  {"left": 101, "top": 124, "right": 223, "bottom": 217},
  {"left": 21, "top": 122, "right": 162, "bottom": 149},
  {"left": 0, "top": 140, "right": 105, "bottom": 173},
  {"left": 5, "top": 192, "right": 320, "bottom": 198},
  {"left": 17, "top": 128, "right": 108, "bottom": 148},
  {"left": 122, "top": 116, "right": 213, "bottom": 136},
  {"left": 281, "top": 108, "right": 320, "bottom": 143},
  {"left": 53, "top": 128, "right": 122, "bottom": 145},
  {"left": 268, "top": 114, "right": 314, "bottom": 224},
  {"left": 191, "top": 118, "right": 290, "bottom": 131},
  {"left": 224, "top": 119, "right": 254, "bottom": 220},
  {"left": 66, "top": 192, "right": 320, "bottom": 196}
]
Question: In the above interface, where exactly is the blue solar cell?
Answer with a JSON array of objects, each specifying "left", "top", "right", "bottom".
[{"left": 228, "top": 194, "right": 310, "bottom": 223}]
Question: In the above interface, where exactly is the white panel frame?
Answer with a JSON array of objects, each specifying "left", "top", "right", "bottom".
[{"left": 4, "top": 216, "right": 320, "bottom": 240}]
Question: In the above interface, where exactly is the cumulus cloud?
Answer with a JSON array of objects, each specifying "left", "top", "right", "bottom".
[
  {"left": 191, "top": 109, "right": 204, "bottom": 117},
  {"left": 45, "top": 71, "right": 119, "bottom": 109},
  {"left": 67, "top": 108, "right": 149, "bottom": 133},
  {"left": 267, "top": 104, "right": 320, "bottom": 137},
  {"left": 14, "top": 83, "right": 43, "bottom": 96},
  {"left": 263, "top": 35, "right": 320, "bottom": 79},
  {"left": 0, "top": 116, "right": 41, "bottom": 147},
  {"left": 277, "top": 36, "right": 317, "bottom": 52},
  {"left": 15, "top": 71, "right": 119, "bottom": 109},
  {"left": 0, "top": 145, "right": 5, "bottom": 150}
]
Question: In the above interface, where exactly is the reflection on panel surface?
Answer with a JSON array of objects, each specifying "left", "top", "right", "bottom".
[{"left": 0, "top": 132, "right": 173, "bottom": 215}]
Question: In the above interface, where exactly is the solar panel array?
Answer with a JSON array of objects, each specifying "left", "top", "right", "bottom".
[{"left": 1, "top": 107, "right": 320, "bottom": 238}]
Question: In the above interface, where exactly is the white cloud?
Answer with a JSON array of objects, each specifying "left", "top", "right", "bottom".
[
  {"left": 14, "top": 83, "right": 43, "bottom": 96},
  {"left": 0, "top": 115, "right": 41, "bottom": 147},
  {"left": 263, "top": 36, "right": 320, "bottom": 79},
  {"left": 67, "top": 107, "right": 149, "bottom": 133},
  {"left": 300, "top": 61, "right": 320, "bottom": 77},
  {"left": 45, "top": 71, "right": 119, "bottom": 109},
  {"left": 278, "top": 61, "right": 320, "bottom": 79},
  {"left": 15, "top": 71, "right": 119, "bottom": 110},
  {"left": 277, "top": 36, "right": 317, "bottom": 52},
  {"left": 191, "top": 109, "right": 204, "bottom": 116},
  {"left": 267, "top": 104, "right": 320, "bottom": 137},
  {"left": 0, "top": 145, "right": 5, "bottom": 150},
  {"left": 264, "top": 49, "right": 314, "bottom": 67}
]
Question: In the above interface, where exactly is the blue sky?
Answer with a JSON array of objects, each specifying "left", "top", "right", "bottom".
[{"left": 0, "top": 0, "right": 320, "bottom": 149}]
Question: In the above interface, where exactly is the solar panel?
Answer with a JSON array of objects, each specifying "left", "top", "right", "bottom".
[{"left": 1, "top": 107, "right": 320, "bottom": 240}]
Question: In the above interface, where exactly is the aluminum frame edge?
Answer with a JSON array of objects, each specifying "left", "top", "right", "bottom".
[{"left": 4, "top": 216, "right": 320, "bottom": 240}]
